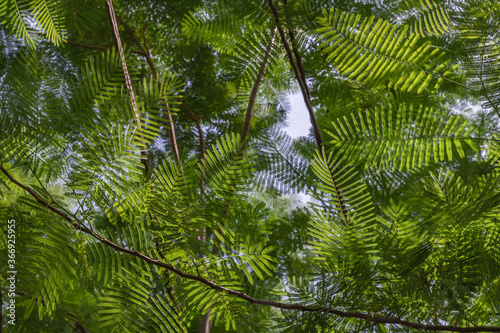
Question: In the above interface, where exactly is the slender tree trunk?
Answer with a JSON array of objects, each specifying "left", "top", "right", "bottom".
[
  {"left": 163, "top": 96, "right": 182, "bottom": 168},
  {"left": 267, "top": 0, "right": 350, "bottom": 217},
  {"left": 67, "top": 313, "right": 90, "bottom": 333},
  {"left": 181, "top": 103, "right": 212, "bottom": 333},
  {"left": 107, "top": 5, "right": 186, "bottom": 329},
  {"left": 200, "top": 312, "right": 212, "bottom": 333},
  {"left": 106, "top": 0, "right": 150, "bottom": 174},
  {"left": 116, "top": 16, "right": 182, "bottom": 169},
  {"left": 267, "top": 0, "right": 323, "bottom": 149}
]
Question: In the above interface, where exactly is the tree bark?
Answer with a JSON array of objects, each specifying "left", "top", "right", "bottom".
[{"left": 200, "top": 312, "right": 212, "bottom": 333}]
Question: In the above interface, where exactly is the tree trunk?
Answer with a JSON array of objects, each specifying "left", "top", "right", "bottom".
[{"left": 106, "top": 0, "right": 150, "bottom": 174}]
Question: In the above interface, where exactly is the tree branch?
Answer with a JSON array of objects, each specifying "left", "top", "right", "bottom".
[
  {"left": 179, "top": 104, "right": 211, "bottom": 333},
  {"left": 109, "top": 16, "right": 184, "bottom": 322},
  {"left": 67, "top": 313, "right": 90, "bottom": 333},
  {"left": 241, "top": 26, "right": 277, "bottom": 141},
  {"left": 153, "top": 240, "right": 187, "bottom": 332},
  {"left": 116, "top": 16, "right": 158, "bottom": 78},
  {"left": 2, "top": 164, "right": 500, "bottom": 332}
]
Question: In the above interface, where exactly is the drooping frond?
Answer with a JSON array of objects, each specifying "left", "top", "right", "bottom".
[
  {"left": 148, "top": 159, "right": 207, "bottom": 259},
  {"left": 85, "top": 217, "right": 156, "bottom": 286},
  {"left": 409, "top": 170, "right": 500, "bottom": 229},
  {"left": 486, "top": 133, "right": 500, "bottom": 166},
  {"left": 151, "top": 159, "right": 190, "bottom": 202},
  {"left": 137, "top": 72, "right": 184, "bottom": 130},
  {"left": 0, "top": 45, "right": 68, "bottom": 181},
  {"left": 68, "top": 121, "right": 145, "bottom": 219},
  {"left": 31, "top": 0, "right": 66, "bottom": 46},
  {"left": 0, "top": 0, "right": 66, "bottom": 47},
  {"left": 400, "top": 0, "right": 451, "bottom": 36},
  {"left": 309, "top": 150, "right": 377, "bottom": 263},
  {"left": 183, "top": 268, "right": 247, "bottom": 332},
  {"left": 325, "top": 103, "right": 477, "bottom": 171},
  {"left": 0, "top": 0, "right": 37, "bottom": 48},
  {"left": 226, "top": 30, "right": 281, "bottom": 92},
  {"left": 392, "top": 170, "right": 500, "bottom": 316},
  {"left": 453, "top": 0, "right": 500, "bottom": 116},
  {"left": 17, "top": 222, "right": 79, "bottom": 320},
  {"left": 182, "top": 0, "right": 283, "bottom": 101},
  {"left": 375, "top": 199, "right": 433, "bottom": 278},
  {"left": 65, "top": 51, "right": 160, "bottom": 218},
  {"left": 182, "top": 0, "right": 267, "bottom": 52},
  {"left": 68, "top": 49, "right": 127, "bottom": 126},
  {"left": 214, "top": 227, "right": 276, "bottom": 284},
  {"left": 256, "top": 129, "right": 313, "bottom": 194},
  {"left": 198, "top": 133, "right": 255, "bottom": 205},
  {"left": 98, "top": 268, "right": 186, "bottom": 332},
  {"left": 315, "top": 8, "right": 455, "bottom": 93},
  {"left": 4, "top": 0, "right": 500, "bottom": 331}
]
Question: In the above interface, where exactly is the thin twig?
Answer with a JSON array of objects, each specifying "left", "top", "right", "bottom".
[
  {"left": 66, "top": 40, "right": 147, "bottom": 56},
  {"left": 182, "top": 102, "right": 206, "bottom": 161}
]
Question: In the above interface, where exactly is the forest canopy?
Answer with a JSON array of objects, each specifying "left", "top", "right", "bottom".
[{"left": 1, "top": 0, "right": 500, "bottom": 332}]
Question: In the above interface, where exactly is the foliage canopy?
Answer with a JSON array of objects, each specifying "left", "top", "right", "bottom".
[{"left": 2, "top": 0, "right": 500, "bottom": 332}]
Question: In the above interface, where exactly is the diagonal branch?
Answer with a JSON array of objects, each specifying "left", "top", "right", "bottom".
[
  {"left": 241, "top": 26, "right": 277, "bottom": 141},
  {"left": 2, "top": 164, "right": 500, "bottom": 332}
]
